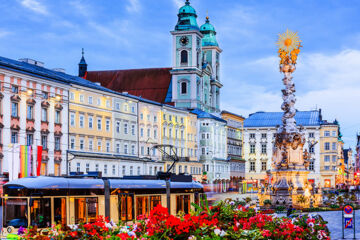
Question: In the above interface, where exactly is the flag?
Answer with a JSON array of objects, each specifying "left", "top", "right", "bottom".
[
  {"left": 37, "top": 146, "right": 43, "bottom": 176},
  {"left": 19, "top": 146, "right": 32, "bottom": 178}
]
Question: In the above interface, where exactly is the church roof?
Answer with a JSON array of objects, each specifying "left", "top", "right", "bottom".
[
  {"left": 244, "top": 110, "right": 322, "bottom": 128},
  {"left": 86, "top": 68, "right": 172, "bottom": 104}
]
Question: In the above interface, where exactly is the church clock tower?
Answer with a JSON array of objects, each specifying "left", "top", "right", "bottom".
[{"left": 170, "top": 0, "right": 203, "bottom": 110}]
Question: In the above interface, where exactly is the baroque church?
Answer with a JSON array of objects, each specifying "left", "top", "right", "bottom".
[{"left": 82, "top": 0, "right": 229, "bottom": 184}]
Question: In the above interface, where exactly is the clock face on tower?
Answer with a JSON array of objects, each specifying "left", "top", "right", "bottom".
[{"left": 180, "top": 36, "right": 189, "bottom": 46}]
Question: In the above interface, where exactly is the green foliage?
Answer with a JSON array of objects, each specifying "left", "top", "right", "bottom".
[
  {"left": 275, "top": 205, "right": 286, "bottom": 212},
  {"left": 330, "top": 204, "right": 340, "bottom": 209},
  {"left": 263, "top": 199, "right": 272, "bottom": 205},
  {"left": 337, "top": 196, "right": 344, "bottom": 206},
  {"left": 244, "top": 197, "right": 252, "bottom": 204}
]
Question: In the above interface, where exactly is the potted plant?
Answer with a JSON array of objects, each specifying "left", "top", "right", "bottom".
[{"left": 263, "top": 199, "right": 272, "bottom": 209}]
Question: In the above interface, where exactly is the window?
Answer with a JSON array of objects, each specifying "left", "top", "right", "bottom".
[
  {"left": 116, "top": 121, "right": 120, "bottom": 133},
  {"left": 163, "top": 127, "right": 166, "bottom": 137},
  {"left": 131, "top": 145, "right": 135, "bottom": 155},
  {"left": 97, "top": 98, "right": 101, "bottom": 106},
  {"left": 332, "top": 142, "right": 337, "bottom": 150},
  {"left": 261, "top": 133, "right": 267, "bottom": 138},
  {"left": 181, "top": 117, "right": 184, "bottom": 124},
  {"left": 79, "top": 94, "right": 84, "bottom": 103},
  {"left": 163, "top": 114, "right": 166, "bottom": 120},
  {"left": 332, "top": 166, "right": 337, "bottom": 171},
  {"left": 70, "top": 92, "right": 75, "bottom": 100},
  {"left": 115, "top": 102, "right": 120, "bottom": 110},
  {"left": 11, "top": 102, "right": 18, "bottom": 117},
  {"left": 149, "top": 166, "right": 152, "bottom": 175},
  {"left": 124, "top": 144, "right": 128, "bottom": 154},
  {"left": 112, "top": 165, "right": 116, "bottom": 175},
  {"left": 261, "top": 161, "right": 267, "bottom": 171},
  {"left": 181, "top": 82, "right": 187, "bottom": 94},
  {"left": 88, "top": 116, "right": 93, "bottom": 129},
  {"left": 79, "top": 114, "right": 84, "bottom": 128},
  {"left": 324, "top": 166, "right": 330, "bottom": 170},
  {"left": 169, "top": 129, "right": 172, "bottom": 138},
  {"left": 41, "top": 108, "right": 47, "bottom": 122},
  {"left": 106, "top": 119, "right": 110, "bottom": 131},
  {"left": 250, "top": 144, "right": 255, "bottom": 154},
  {"left": 137, "top": 166, "right": 141, "bottom": 175},
  {"left": 106, "top": 100, "right": 110, "bottom": 108},
  {"left": 131, "top": 125, "right": 135, "bottom": 135},
  {"left": 97, "top": 117, "right": 102, "bottom": 130},
  {"left": 147, "top": 129, "right": 150, "bottom": 138},
  {"left": 181, "top": 130, "right": 184, "bottom": 139},
  {"left": 324, "top": 142, "right": 330, "bottom": 150},
  {"left": 106, "top": 141, "right": 110, "bottom": 152},
  {"left": 104, "top": 164, "right": 107, "bottom": 174},
  {"left": 27, "top": 134, "right": 33, "bottom": 146},
  {"left": 124, "top": 123, "right": 128, "bottom": 134},
  {"left": 176, "top": 195, "right": 190, "bottom": 214},
  {"left": 70, "top": 112, "right": 75, "bottom": 127},
  {"left": 309, "top": 145, "right": 315, "bottom": 153},
  {"left": 184, "top": 166, "right": 188, "bottom": 174},
  {"left": 11, "top": 85, "right": 18, "bottom": 93},
  {"left": 154, "top": 116, "right": 157, "bottom": 122},
  {"left": 324, "top": 131, "right": 330, "bottom": 137},
  {"left": 124, "top": 104, "right": 128, "bottom": 112},
  {"left": 309, "top": 132, "right": 314, "bottom": 138},
  {"left": 147, "top": 114, "right": 150, "bottom": 121},
  {"left": 250, "top": 162, "right": 255, "bottom": 172},
  {"left": 179, "top": 165, "right": 182, "bottom": 173},
  {"left": 95, "top": 164, "right": 99, "bottom": 172},
  {"left": 88, "top": 96, "right": 93, "bottom": 104},
  {"left": 332, "top": 155, "right": 337, "bottom": 162},
  {"left": 11, "top": 131, "right": 18, "bottom": 144},
  {"left": 41, "top": 135, "right": 48, "bottom": 149},
  {"left": 27, "top": 105, "right": 33, "bottom": 119},
  {"left": 86, "top": 163, "right": 90, "bottom": 173},
  {"left": 332, "top": 131, "right": 336, "bottom": 137},
  {"left": 122, "top": 166, "right": 126, "bottom": 176},
  {"left": 140, "top": 113, "right": 143, "bottom": 120},
  {"left": 55, "top": 110, "right": 61, "bottom": 123},
  {"left": 154, "top": 129, "right": 157, "bottom": 139},
  {"left": 324, "top": 155, "right": 330, "bottom": 162},
  {"left": 131, "top": 106, "right": 135, "bottom": 113},
  {"left": 169, "top": 115, "right": 172, "bottom": 121},
  {"left": 130, "top": 166, "right": 133, "bottom": 175},
  {"left": 261, "top": 144, "right": 267, "bottom": 154},
  {"left": 180, "top": 50, "right": 188, "bottom": 65},
  {"left": 116, "top": 143, "right": 120, "bottom": 153},
  {"left": 55, "top": 137, "right": 60, "bottom": 150},
  {"left": 80, "top": 138, "right": 84, "bottom": 150},
  {"left": 141, "top": 146, "right": 144, "bottom": 155},
  {"left": 97, "top": 140, "right": 102, "bottom": 151},
  {"left": 140, "top": 128, "right": 144, "bottom": 137},
  {"left": 89, "top": 139, "right": 93, "bottom": 151},
  {"left": 70, "top": 137, "right": 75, "bottom": 149},
  {"left": 250, "top": 133, "right": 255, "bottom": 139}
]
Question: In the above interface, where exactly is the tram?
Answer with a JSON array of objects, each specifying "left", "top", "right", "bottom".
[{"left": 2, "top": 174, "right": 203, "bottom": 235}]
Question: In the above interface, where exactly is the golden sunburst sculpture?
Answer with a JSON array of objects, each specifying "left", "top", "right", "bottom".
[{"left": 277, "top": 29, "right": 302, "bottom": 68}]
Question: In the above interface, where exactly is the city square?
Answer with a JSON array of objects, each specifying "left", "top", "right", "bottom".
[{"left": 0, "top": 0, "right": 359, "bottom": 239}]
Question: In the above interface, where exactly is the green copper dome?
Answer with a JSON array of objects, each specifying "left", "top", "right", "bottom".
[
  {"left": 175, "top": 0, "right": 199, "bottom": 31},
  {"left": 200, "top": 17, "right": 218, "bottom": 46}
]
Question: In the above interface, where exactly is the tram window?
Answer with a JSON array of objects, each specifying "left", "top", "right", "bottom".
[
  {"left": 75, "top": 197, "right": 98, "bottom": 224},
  {"left": 150, "top": 195, "right": 161, "bottom": 210},
  {"left": 176, "top": 195, "right": 190, "bottom": 214},
  {"left": 54, "top": 198, "right": 66, "bottom": 225},
  {"left": 119, "top": 194, "right": 133, "bottom": 221},
  {"left": 3, "top": 198, "right": 28, "bottom": 228},
  {"left": 30, "top": 198, "right": 51, "bottom": 228},
  {"left": 136, "top": 196, "right": 149, "bottom": 217}
]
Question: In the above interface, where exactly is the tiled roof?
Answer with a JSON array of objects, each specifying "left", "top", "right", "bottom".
[
  {"left": 0, "top": 56, "right": 125, "bottom": 96},
  {"left": 244, "top": 110, "right": 321, "bottom": 128},
  {"left": 86, "top": 68, "right": 172, "bottom": 104},
  {"left": 191, "top": 109, "right": 227, "bottom": 123}
]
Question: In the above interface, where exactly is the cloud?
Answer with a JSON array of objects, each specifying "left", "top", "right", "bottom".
[
  {"left": 20, "top": 0, "right": 48, "bottom": 15},
  {"left": 126, "top": 0, "right": 141, "bottom": 13},
  {"left": 222, "top": 49, "right": 360, "bottom": 148},
  {"left": 0, "top": 29, "right": 11, "bottom": 38},
  {"left": 172, "top": 0, "right": 183, "bottom": 9}
]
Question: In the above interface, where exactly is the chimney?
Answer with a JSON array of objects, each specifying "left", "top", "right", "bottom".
[{"left": 19, "top": 58, "right": 44, "bottom": 67}]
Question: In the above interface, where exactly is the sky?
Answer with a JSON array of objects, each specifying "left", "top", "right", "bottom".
[{"left": 0, "top": 0, "right": 359, "bottom": 149}]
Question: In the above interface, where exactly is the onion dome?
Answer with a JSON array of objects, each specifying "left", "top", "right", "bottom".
[
  {"left": 200, "top": 16, "right": 218, "bottom": 46},
  {"left": 175, "top": 0, "right": 199, "bottom": 31}
]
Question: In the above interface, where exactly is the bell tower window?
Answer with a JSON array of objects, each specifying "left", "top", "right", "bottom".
[
  {"left": 181, "top": 82, "right": 187, "bottom": 94},
  {"left": 180, "top": 50, "right": 188, "bottom": 66}
]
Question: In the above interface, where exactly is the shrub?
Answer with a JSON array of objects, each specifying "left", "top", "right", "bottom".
[
  {"left": 263, "top": 199, "right": 272, "bottom": 205},
  {"left": 330, "top": 204, "right": 340, "bottom": 209},
  {"left": 275, "top": 205, "right": 286, "bottom": 212}
]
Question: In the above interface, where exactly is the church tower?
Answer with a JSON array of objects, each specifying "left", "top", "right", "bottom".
[
  {"left": 170, "top": 0, "right": 203, "bottom": 110},
  {"left": 200, "top": 16, "right": 222, "bottom": 113},
  {"left": 78, "top": 48, "right": 87, "bottom": 77}
]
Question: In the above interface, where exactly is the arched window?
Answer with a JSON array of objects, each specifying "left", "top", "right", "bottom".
[
  {"left": 180, "top": 50, "right": 188, "bottom": 65},
  {"left": 181, "top": 82, "right": 187, "bottom": 94}
]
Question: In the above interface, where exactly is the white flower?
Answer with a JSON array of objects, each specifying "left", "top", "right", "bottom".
[
  {"left": 308, "top": 222, "right": 314, "bottom": 228},
  {"left": 230, "top": 201, "right": 235, "bottom": 205},
  {"left": 214, "top": 228, "right": 221, "bottom": 235},
  {"left": 220, "top": 230, "right": 226, "bottom": 237},
  {"left": 188, "top": 235, "right": 196, "bottom": 240}
]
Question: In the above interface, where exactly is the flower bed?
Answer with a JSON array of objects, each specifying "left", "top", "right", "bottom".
[{"left": 19, "top": 200, "right": 330, "bottom": 239}]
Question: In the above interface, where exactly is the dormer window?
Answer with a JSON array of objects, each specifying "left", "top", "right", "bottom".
[{"left": 180, "top": 50, "right": 188, "bottom": 66}]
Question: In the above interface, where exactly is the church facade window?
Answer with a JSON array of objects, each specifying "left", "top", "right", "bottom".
[
  {"left": 180, "top": 50, "right": 188, "bottom": 66},
  {"left": 181, "top": 82, "right": 187, "bottom": 94}
]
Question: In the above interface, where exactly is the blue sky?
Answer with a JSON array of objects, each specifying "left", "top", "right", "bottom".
[{"left": 0, "top": 0, "right": 359, "bottom": 149}]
